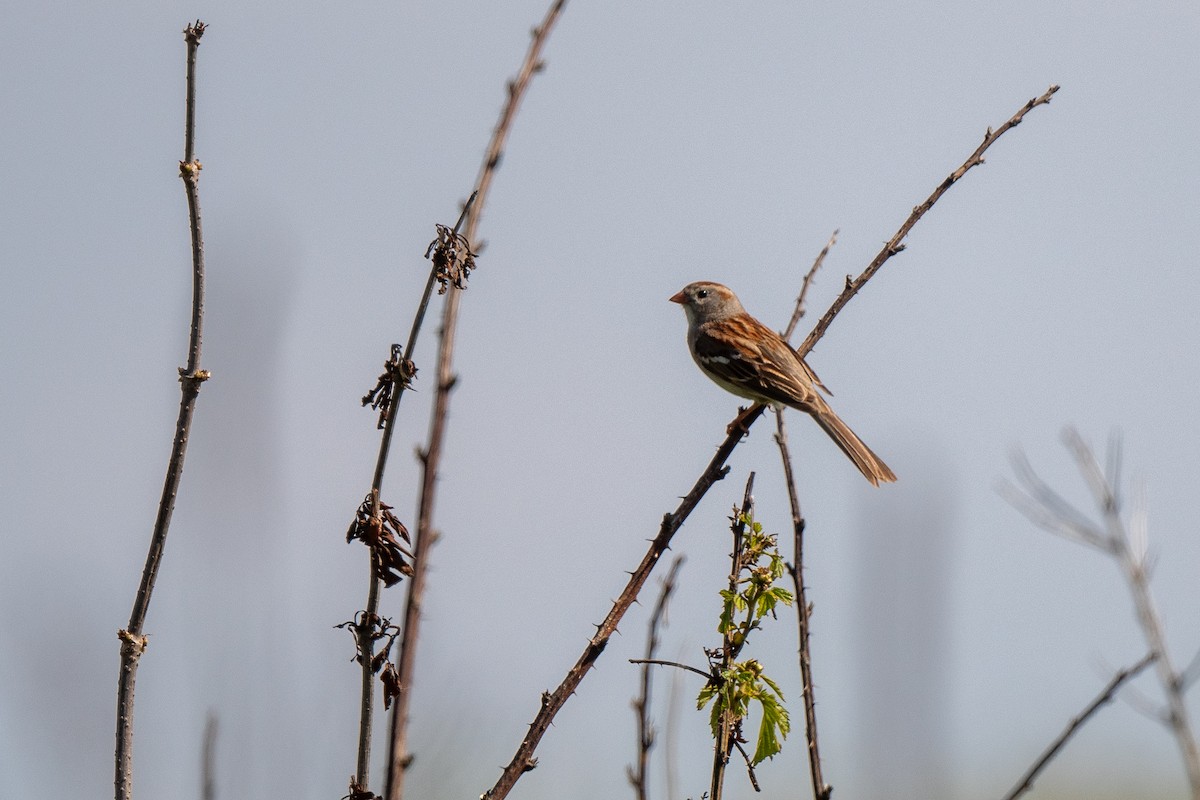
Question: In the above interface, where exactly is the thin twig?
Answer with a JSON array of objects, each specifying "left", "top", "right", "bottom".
[
  {"left": 201, "top": 712, "right": 218, "bottom": 800},
  {"left": 481, "top": 86, "right": 1060, "bottom": 800},
  {"left": 711, "top": 476, "right": 757, "bottom": 800},
  {"left": 776, "top": 241, "right": 833, "bottom": 800},
  {"left": 629, "top": 556, "right": 686, "bottom": 800},
  {"left": 1000, "top": 653, "right": 1156, "bottom": 800},
  {"left": 782, "top": 229, "right": 837, "bottom": 342},
  {"left": 629, "top": 658, "right": 712, "bottom": 682},
  {"left": 732, "top": 740, "right": 762, "bottom": 793},
  {"left": 775, "top": 412, "right": 830, "bottom": 800},
  {"left": 1005, "top": 429, "right": 1200, "bottom": 798},
  {"left": 384, "top": 4, "right": 569, "bottom": 799},
  {"left": 795, "top": 85, "right": 1060, "bottom": 361},
  {"left": 115, "top": 21, "right": 209, "bottom": 800}
]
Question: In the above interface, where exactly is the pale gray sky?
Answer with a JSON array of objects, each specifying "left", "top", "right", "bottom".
[{"left": 3, "top": 3, "right": 1199, "bottom": 799}]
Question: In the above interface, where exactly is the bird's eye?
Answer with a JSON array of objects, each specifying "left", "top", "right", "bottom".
[{"left": 696, "top": 288, "right": 709, "bottom": 299}]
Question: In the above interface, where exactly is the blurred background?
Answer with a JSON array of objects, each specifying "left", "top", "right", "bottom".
[{"left": 2, "top": 2, "right": 1198, "bottom": 799}]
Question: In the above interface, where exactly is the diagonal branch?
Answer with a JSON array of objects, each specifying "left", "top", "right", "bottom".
[
  {"left": 796, "top": 84, "right": 1059, "bottom": 360},
  {"left": 481, "top": 421, "right": 752, "bottom": 800},
  {"left": 1001, "top": 653, "right": 1156, "bottom": 800}
]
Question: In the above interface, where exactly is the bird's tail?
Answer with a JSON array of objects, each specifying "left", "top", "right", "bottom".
[{"left": 805, "top": 398, "right": 897, "bottom": 486}]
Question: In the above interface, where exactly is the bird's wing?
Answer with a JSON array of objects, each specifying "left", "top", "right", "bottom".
[
  {"left": 795, "top": 355, "right": 833, "bottom": 396},
  {"left": 693, "top": 316, "right": 820, "bottom": 409}
]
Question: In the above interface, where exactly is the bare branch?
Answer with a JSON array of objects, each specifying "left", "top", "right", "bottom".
[
  {"left": 998, "top": 449, "right": 1110, "bottom": 551},
  {"left": 115, "top": 22, "right": 210, "bottom": 800},
  {"left": 481, "top": 422, "right": 751, "bottom": 800},
  {"left": 1005, "top": 430, "right": 1200, "bottom": 797},
  {"left": 628, "top": 658, "right": 711, "bottom": 682},
  {"left": 775, "top": 410, "right": 831, "bottom": 800},
  {"left": 782, "top": 229, "right": 837, "bottom": 342},
  {"left": 386, "top": 4, "right": 569, "bottom": 799},
  {"left": 1001, "top": 653, "right": 1156, "bottom": 800},
  {"left": 731, "top": 739, "right": 762, "bottom": 794},
  {"left": 795, "top": 85, "right": 1060, "bottom": 360},
  {"left": 629, "top": 556, "right": 686, "bottom": 800}
]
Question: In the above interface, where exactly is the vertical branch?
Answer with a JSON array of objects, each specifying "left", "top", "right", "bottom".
[
  {"left": 352, "top": 560, "right": 383, "bottom": 793},
  {"left": 384, "top": 3, "right": 568, "bottom": 799},
  {"left": 351, "top": 198, "right": 474, "bottom": 799},
  {"left": 115, "top": 21, "right": 209, "bottom": 800},
  {"left": 775, "top": 411, "right": 830, "bottom": 800},
  {"left": 776, "top": 241, "right": 831, "bottom": 800},
  {"left": 710, "top": 475, "right": 757, "bottom": 800},
  {"left": 628, "top": 555, "right": 686, "bottom": 800}
]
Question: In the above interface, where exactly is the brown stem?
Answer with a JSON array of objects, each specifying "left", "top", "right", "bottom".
[
  {"left": 352, "top": 558, "right": 383, "bottom": 789},
  {"left": 711, "top": 476, "right": 757, "bottom": 800},
  {"left": 629, "top": 658, "right": 711, "bottom": 681},
  {"left": 481, "top": 413, "right": 759, "bottom": 800},
  {"left": 774, "top": 411, "right": 830, "bottom": 800},
  {"left": 383, "top": 3, "right": 569, "bottom": 799},
  {"left": 358, "top": 196, "right": 474, "bottom": 795},
  {"left": 115, "top": 21, "right": 209, "bottom": 800},
  {"left": 796, "top": 85, "right": 1060, "bottom": 360},
  {"left": 782, "top": 229, "right": 837, "bottom": 342}
]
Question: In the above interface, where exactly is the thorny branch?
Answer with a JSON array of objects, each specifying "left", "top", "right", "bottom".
[
  {"left": 775, "top": 410, "right": 831, "bottom": 800},
  {"left": 1002, "top": 428, "right": 1200, "bottom": 798},
  {"left": 775, "top": 244, "right": 832, "bottom": 800},
  {"left": 115, "top": 21, "right": 210, "bottom": 800},
  {"left": 349, "top": 194, "right": 476, "bottom": 800},
  {"left": 385, "top": 3, "right": 569, "bottom": 799}
]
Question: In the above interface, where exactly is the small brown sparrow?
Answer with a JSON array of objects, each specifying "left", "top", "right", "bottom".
[{"left": 670, "top": 281, "right": 896, "bottom": 486}]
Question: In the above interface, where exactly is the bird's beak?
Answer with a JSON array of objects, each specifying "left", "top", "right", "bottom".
[{"left": 669, "top": 291, "right": 686, "bottom": 304}]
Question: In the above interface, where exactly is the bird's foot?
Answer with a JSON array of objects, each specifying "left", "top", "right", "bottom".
[{"left": 725, "top": 406, "right": 755, "bottom": 438}]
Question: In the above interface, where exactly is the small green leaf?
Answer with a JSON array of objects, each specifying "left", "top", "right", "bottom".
[{"left": 752, "top": 691, "right": 791, "bottom": 764}]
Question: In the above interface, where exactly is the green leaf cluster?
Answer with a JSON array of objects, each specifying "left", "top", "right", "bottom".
[
  {"left": 698, "top": 660, "right": 792, "bottom": 764},
  {"left": 699, "top": 511, "right": 795, "bottom": 765}
]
